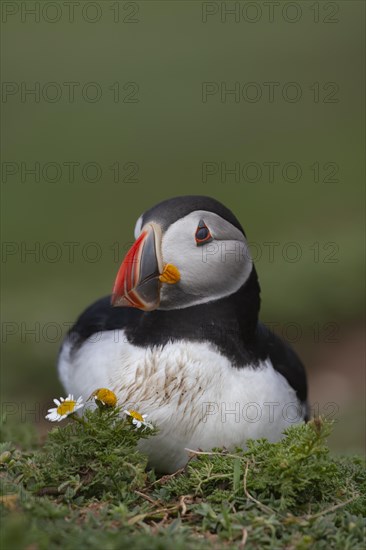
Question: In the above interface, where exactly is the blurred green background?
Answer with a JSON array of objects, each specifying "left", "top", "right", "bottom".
[{"left": 1, "top": 1, "right": 364, "bottom": 452}]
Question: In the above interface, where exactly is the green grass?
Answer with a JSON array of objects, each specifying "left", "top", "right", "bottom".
[{"left": 1, "top": 409, "right": 365, "bottom": 550}]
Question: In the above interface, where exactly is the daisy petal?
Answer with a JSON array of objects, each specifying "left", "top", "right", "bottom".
[{"left": 45, "top": 394, "right": 85, "bottom": 422}]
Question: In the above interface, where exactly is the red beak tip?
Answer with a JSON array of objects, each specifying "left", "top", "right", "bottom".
[{"left": 111, "top": 224, "right": 162, "bottom": 311}]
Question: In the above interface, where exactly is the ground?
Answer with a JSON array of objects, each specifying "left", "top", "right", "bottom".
[{"left": 1, "top": 411, "right": 365, "bottom": 550}]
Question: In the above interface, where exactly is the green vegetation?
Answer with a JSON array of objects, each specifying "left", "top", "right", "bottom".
[{"left": 1, "top": 409, "right": 365, "bottom": 549}]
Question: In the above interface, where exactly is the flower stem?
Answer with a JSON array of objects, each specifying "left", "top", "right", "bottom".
[{"left": 70, "top": 414, "right": 87, "bottom": 427}]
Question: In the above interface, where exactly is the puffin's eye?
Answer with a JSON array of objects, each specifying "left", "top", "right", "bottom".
[{"left": 195, "top": 219, "right": 213, "bottom": 246}]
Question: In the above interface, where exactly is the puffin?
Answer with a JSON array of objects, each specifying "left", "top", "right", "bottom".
[{"left": 58, "top": 195, "right": 308, "bottom": 473}]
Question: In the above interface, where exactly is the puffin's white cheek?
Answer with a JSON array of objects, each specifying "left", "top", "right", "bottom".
[
  {"left": 199, "top": 240, "right": 250, "bottom": 267},
  {"left": 169, "top": 240, "right": 251, "bottom": 297}
]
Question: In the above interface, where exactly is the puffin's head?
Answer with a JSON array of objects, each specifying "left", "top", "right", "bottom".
[{"left": 111, "top": 196, "right": 254, "bottom": 311}]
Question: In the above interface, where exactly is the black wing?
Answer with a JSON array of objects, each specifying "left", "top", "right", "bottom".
[
  {"left": 255, "top": 322, "right": 308, "bottom": 408},
  {"left": 67, "top": 295, "right": 143, "bottom": 353}
]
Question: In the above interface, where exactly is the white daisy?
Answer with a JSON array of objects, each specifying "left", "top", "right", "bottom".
[
  {"left": 123, "top": 409, "right": 153, "bottom": 430},
  {"left": 45, "top": 394, "right": 84, "bottom": 422}
]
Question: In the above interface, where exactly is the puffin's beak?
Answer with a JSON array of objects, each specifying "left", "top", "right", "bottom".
[{"left": 111, "top": 223, "right": 180, "bottom": 311}]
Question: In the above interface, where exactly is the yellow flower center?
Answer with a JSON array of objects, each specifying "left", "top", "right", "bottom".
[
  {"left": 128, "top": 410, "right": 144, "bottom": 422},
  {"left": 94, "top": 388, "right": 117, "bottom": 407},
  {"left": 57, "top": 400, "right": 76, "bottom": 416}
]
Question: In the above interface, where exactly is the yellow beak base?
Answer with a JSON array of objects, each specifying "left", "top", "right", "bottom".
[{"left": 159, "top": 263, "right": 180, "bottom": 284}]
